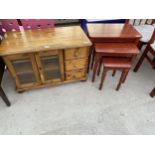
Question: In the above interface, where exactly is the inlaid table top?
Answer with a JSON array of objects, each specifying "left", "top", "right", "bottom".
[
  {"left": 87, "top": 24, "right": 142, "bottom": 39},
  {"left": 0, "top": 26, "right": 92, "bottom": 56}
]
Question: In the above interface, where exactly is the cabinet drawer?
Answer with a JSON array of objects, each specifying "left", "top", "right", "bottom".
[
  {"left": 65, "top": 47, "right": 88, "bottom": 60},
  {"left": 66, "top": 69, "right": 86, "bottom": 80},
  {"left": 65, "top": 59, "right": 87, "bottom": 71},
  {"left": 39, "top": 50, "right": 60, "bottom": 57}
]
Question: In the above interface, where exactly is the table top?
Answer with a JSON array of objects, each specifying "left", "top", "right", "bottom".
[
  {"left": 87, "top": 24, "right": 142, "bottom": 39},
  {"left": 95, "top": 43, "right": 139, "bottom": 55},
  {"left": 0, "top": 26, "right": 92, "bottom": 56}
]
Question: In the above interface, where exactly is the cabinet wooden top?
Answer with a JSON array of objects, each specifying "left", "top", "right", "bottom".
[{"left": 0, "top": 26, "right": 92, "bottom": 56}]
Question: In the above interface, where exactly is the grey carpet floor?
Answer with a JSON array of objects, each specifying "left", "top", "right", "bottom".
[{"left": 0, "top": 57, "right": 155, "bottom": 135}]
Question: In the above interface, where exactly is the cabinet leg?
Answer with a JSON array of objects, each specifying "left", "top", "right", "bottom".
[{"left": 17, "top": 90, "right": 25, "bottom": 93}]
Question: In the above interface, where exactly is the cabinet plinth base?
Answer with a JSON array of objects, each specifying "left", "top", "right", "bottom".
[{"left": 16, "top": 77, "right": 87, "bottom": 92}]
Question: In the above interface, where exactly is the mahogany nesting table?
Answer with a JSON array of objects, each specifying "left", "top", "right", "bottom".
[
  {"left": 86, "top": 24, "right": 142, "bottom": 72},
  {"left": 87, "top": 23, "right": 141, "bottom": 43}
]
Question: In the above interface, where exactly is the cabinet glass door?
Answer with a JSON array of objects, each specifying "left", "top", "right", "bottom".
[
  {"left": 6, "top": 54, "right": 40, "bottom": 88},
  {"left": 36, "top": 50, "right": 64, "bottom": 83},
  {"left": 41, "top": 55, "right": 61, "bottom": 80}
]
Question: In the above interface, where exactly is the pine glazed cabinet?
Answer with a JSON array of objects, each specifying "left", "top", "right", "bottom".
[{"left": 0, "top": 26, "right": 92, "bottom": 92}]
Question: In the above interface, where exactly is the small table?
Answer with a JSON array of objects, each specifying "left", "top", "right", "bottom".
[
  {"left": 87, "top": 24, "right": 141, "bottom": 43},
  {"left": 92, "top": 43, "right": 139, "bottom": 82},
  {"left": 86, "top": 24, "right": 142, "bottom": 70}
]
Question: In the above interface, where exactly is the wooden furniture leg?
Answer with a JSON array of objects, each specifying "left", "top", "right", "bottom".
[
  {"left": 87, "top": 46, "right": 93, "bottom": 73},
  {"left": 116, "top": 71, "right": 126, "bottom": 91},
  {"left": 138, "top": 42, "right": 145, "bottom": 50},
  {"left": 122, "top": 70, "right": 129, "bottom": 83},
  {"left": 92, "top": 62, "right": 98, "bottom": 82},
  {"left": 97, "top": 57, "right": 103, "bottom": 76},
  {"left": 0, "top": 86, "right": 11, "bottom": 107},
  {"left": 112, "top": 70, "right": 116, "bottom": 77},
  {"left": 99, "top": 68, "right": 108, "bottom": 90},
  {"left": 150, "top": 87, "right": 155, "bottom": 97},
  {"left": 92, "top": 55, "right": 101, "bottom": 82},
  {"left": 133, "top": 46, "right": 149, "bottom": 72},
  {"left": 91, "top": 47, "right": 95, "bottom": 70}
]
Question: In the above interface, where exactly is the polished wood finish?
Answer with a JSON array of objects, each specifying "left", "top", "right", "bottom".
[
  {"left": 66, "top": 69, "right": 85, "bottom": 80},
  {"left": 65, "top": 59, "right": 87, "bottom": 71},
  {"left": 92, "top": 43, "right": 139, "bottom": 82},
  {"left": 0, "top": 26, "right": 92, "bottom": 92},
  {"left": 86, "top": 24, "right": 141, "bottom": 71},
  {"left": 64, "top": 46, "right": 89, "bottom": 83},
  {"left": 64, "top": 47, "right": 88, "bottom": 60},
  {"left": 87, "top": 24, "right": 141, "bottom": 43},
  {"left": 95, "top": 43, "right": 139, "bottom": 55},
  {"left": 99, "top": 58, "right": 131, "bottom": 91},
  {"left": 0, "top": 26, "right": 91, "bottom": 56}
]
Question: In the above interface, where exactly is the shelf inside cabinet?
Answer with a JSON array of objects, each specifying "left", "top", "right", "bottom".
[
  {"left": 43, "top": 70, "right": 61, "bottom": 80},
  {"left": 18, "top": 73, "right": 36, "bottom": 84},
  {"left": 12, "top": 59, "right": 34, "bottom": 75},
  {"left": 41, "top": 56, "right": 60, "bottom": 72}
]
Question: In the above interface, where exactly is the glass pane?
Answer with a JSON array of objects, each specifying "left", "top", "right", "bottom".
[
  {"left": 41, "top": 56, "right": 61, "bottom": 80},
  {"left": 12, "top": 59, "right": 34, "bottom": 75},
  {"left": 12, "top": 59, "right": 36, "bottom": 84},
  {"left": 44, "top": 70, "right": 61, "bottom": 80},
  {"left": 18, "top": 73, "right": 36, "bottom": 84}
]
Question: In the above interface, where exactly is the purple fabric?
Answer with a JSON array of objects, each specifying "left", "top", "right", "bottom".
[
  {"left": 20, "top": 19, "right": 55, "bottom": 30},
  {"left": 0, "top": 19, "right": 20, "bottom": 32}
]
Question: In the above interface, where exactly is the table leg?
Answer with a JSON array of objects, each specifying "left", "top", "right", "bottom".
[
  {"left": 87, "top": 46, "right": 93, "bottom": 73},
  {"left": 150, "top": 87, "right": 155, "bottom": 97},
  {"left": 90, "top": 47, "right": 95, "bottom": 70},
  {"left": 92, "top": 54, "right": 101, "bottom": 82},
  {"left": 116, "top": 70, "right": 126, "bottom": 91}
]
